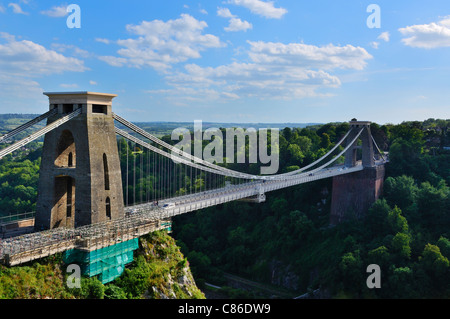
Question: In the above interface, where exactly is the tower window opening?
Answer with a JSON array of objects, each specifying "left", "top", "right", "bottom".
[
  {"left": 63, "top": 104, "right": 74, "bottom": 114},
  {"left": 68, "top": 152, "right": 73, "bottom": 167},
  {"left": 92, "top": 104, "right": 107, "bottom": 114}
]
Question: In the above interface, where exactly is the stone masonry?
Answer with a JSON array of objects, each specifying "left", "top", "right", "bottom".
[
  {"left": 330, "top": 120, "right": 385, "bottom": 224},
  {"left": 34, "top": 92, "right": 124, "bottom": 230}
]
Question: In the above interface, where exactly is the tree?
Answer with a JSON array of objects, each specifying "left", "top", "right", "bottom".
[
  {"left": 437, "top": 237, "right": 450, "bottom": 259},
  {"left": 383, "top": 176, "right": 417, "bottom": 211},
  {"left": 319, "top": 133, "right": 331, "bottom": 149},
  {"left": 365, "top": 199, "right": 391, "bottom": 237},
  {"left": 388, "top": 138, "right": 424, "bottom": 178},
  {"left": 187, "top": 251, "right": 212, "bottom": 278},
  {"left": 287, "top": 210, "right": 314, "bottom": 241},
  {"left": 282, "top": 127, "right": 292, "bottom": 141},
  {"left": 270, "top": 198, "right": 289, "bottom": 216},
  {"left": 291, "top": 134, "right": 312, "bottom": 152},
  {"left": 317, "top": 124, "right": 336, "bottom": 141},
  {"left": 420, "top": 244, "right": 449, "bottom": 277},
  {"left": 227, "top": 226, "right": 248, "bottom": 246},
  {"left": 416, "top": 181, "right": 449, "bottom": 232},
  {"left": 389, "top": 267, "right": 414, "bottom": 298},
  {"left": 367, "top": 246, "right": 391, "bottom": 269},
  {"left": 339, "top": 251, "right": 363, "bottom": 291},
  {"left": 285, "top": 165, "right": 300, "bottom": 173},
  {"left": 387, "top": 206, "right": 409, "bottom": 234},
  {"left": 391, "top": 232, "right": 411, "bottom": 260},
  {"left": 177, "top": 223, "right": 198, "bottom": 246},
  {"left": 287, "top": 144, "right": 304, "bottom": 164}
]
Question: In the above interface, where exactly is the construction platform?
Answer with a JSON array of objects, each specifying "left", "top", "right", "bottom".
[{"left": 0, "top": 217, "right": 172, "bottom": 267}]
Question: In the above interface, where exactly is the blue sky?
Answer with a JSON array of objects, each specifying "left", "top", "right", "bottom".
[{"left": 0, "top": 0, "right": 449, "bottom": 124}]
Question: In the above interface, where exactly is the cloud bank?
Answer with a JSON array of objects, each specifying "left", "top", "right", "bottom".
[{"left": 399, "top": 17, "right": 450, "bottom": 49}]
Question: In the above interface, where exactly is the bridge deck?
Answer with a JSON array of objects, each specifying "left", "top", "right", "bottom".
[
  {"left": 129, "top": 163, "right": 366, "bottom": 218},
  {"left": 0, "top": 163, "right": 382, "bottom": 267}
]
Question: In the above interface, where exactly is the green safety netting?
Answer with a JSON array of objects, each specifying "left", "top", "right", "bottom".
[
  {"left": 63, "top": 238, "right": 139, "bottom": 284},
  {"left": 161, "top": 221, "right": 172, "bottom": 232}
]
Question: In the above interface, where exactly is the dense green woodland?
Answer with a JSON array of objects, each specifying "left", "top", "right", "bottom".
[
  {"left": 0, "top": 117, "right": 449, "bottom": 298},
  {"left": 172, "top": 118, "right": 450, "bottom": 298}
]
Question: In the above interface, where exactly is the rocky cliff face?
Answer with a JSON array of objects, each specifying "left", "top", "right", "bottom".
[
  {"left": 269, "top": 260, "right": 300, "bottom": 291},
  {"left": 134, "top": 231, "right": 205, "bottom": 299}
]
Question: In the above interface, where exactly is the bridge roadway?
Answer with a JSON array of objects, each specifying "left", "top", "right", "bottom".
[
  {"left": 0, "top": 163, "right": 369, "bottom": 266},
  {"left": 127, "top": 163, "right": 366, "bottom": 217}
]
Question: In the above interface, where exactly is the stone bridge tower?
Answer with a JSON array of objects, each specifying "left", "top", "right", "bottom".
[
  {"left": 35, "top": 92, "right": 124, "bottom": 230},
  {"left": 330, "top": 120, "right": 385, "bottom": 224}
]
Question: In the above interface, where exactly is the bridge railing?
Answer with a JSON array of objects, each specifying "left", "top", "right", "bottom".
[{"left": 0, "top": 212, "right": 36, "bottom": 225}]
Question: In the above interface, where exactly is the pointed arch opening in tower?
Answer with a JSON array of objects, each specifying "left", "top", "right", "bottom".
[
  {"left": 53, "top": 176, "right": 75, "bottom": 228},
  {"left": 55, "top": 130, "right": 76, "bottom": 168}
]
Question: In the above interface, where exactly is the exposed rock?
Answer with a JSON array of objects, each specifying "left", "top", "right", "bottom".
[
  {"left": 137, "top": 232, "right": 205, "bottom": 299},
  {"left": 269, "top": 260, "right": 300, "bottom": 291}
]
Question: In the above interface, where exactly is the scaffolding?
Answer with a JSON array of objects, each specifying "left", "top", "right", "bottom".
[
  {"left": 63, "top": 238, "right": 139, "bottom": 284},
  {"left": 0, "top": 206, "right": 172, "bottom": 266}
]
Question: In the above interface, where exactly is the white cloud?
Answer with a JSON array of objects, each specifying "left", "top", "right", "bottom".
[
  {"left": 146, "top": 86, "right": 239, "bottom": 105},
  {"left": 370, "top": 42, "right": 379, "bottom": 49},
  {"left": 40, "top": 4, "right": 68, "bottom": 17},
  {"left": 217, "top": 7, "right": 252, "bottom": 32},
  {"left": 227, "top": 0, "right": 287, "bottom": 19},
  {"left": 0, "top": 35, "right": 88, "bottom": 76},
  {"left": 0, "top": 72, "right": 48, "bottom": 114},
  {"left": 151, "top": 41, "right": 372, "bottom": 102},
  {"left": 0, "top": 5, "right": 5, "bottom": 13},
  {"left": 0, "top": 34, "right": 87, "bottom": 108},
  {"left": 98, "top": 55, "right": 127, "bottom": 67},
  {"left": 95, "top": 38, "right": 111, "bottom": 44},
  {"left": 51, "top": 43, "right": 91, "bottom": 58},
  {"left": 218, "top": 7, "right": 234, "bottom": 18},
  {"left": 0, "top": 31, "right": 15, "bottom": 42},
  {"left": 89, "top": 80, "right": 98, "bottom": 85},
  {"left": 60, "top": 83, "right": 79, "bottom": 88},
  {"left": 8, "top": 3, "right": 28, "bottom": 15},
  {"left": 399, "top": 17, "right": 450, "bottom": 49},
  {"left": 370, "top": 32, "right": 389, "bottom": 50},
  {"left": 225, "top": 18, "right": 252, "bottom": 32},
  {"left": 378, "top": 31, "right": 390, "bottom": 42},
  {"left": 200, "top": 9, "right": 208, "bottom": 15},
  {"left": 0, "top": 73, "right": 42, "bottom": 98},
  {"left": 99, "top": 14, "right": 224, "bottom": 71},
  {"left": 247, "top": 41, "right": 372, "bottom": 70}
]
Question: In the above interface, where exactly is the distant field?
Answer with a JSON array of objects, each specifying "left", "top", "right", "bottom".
[{"left": 0, "top": 114, "right": 43, "bottom": 133}]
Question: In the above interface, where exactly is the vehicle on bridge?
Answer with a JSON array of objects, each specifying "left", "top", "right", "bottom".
[{"left": 162, "top": 203, "right": 176, "bottom": 210}]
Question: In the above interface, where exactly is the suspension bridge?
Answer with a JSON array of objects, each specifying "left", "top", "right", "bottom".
[{"left": 0, "top": 92, "right": 387, "bottom": 283}]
